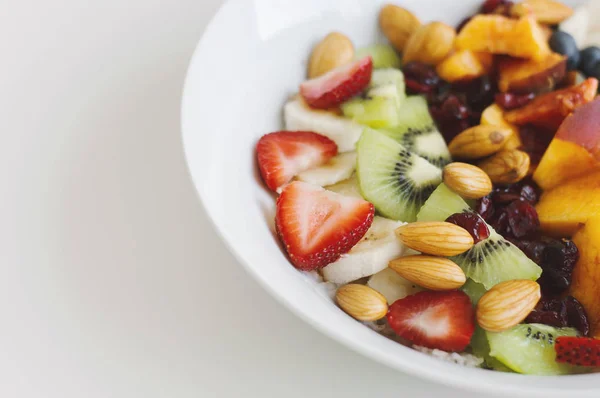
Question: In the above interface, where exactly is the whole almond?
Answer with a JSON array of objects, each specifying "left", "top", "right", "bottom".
[
  {"left": 396, "top": 222, "right": 474, "bottom": 256},
  {"left": 443, "top": 163, "right": 493, "bottom": 199},
  {"left": 510, "top": 0, "right": 573, "bottom": 25},
  {"left": 403, "top": 22, "right": 456, "bottom": 65},
  {"left": 308, "top": 32, "right": 355, "bottom": 78},
  {"left": 336, "top": 284, "right": 388, "bottom": 321},
  {"left": 477, "top": 280, "right": 541, "bottom": 332},
  {"left": 448, "top": 125, "right": 514, "bottom": 159},
  {"left": 379, "top": 4, "right": 421, "bottom": 52},
  {"left": 389, "top": 255, "right": 466, "bottom": 291},
  {"left": 478, "top": 150, "right": 530, "bottom": 184}
]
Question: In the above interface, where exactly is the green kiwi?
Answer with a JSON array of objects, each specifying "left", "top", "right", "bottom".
[
  {"left": 381, "top": 96, "right": 451, "bottom": 168},
  {"left": 470, "top": 327, "right": 514, "bottom": 372},
  {"left": 356, "top": 128, "right": 442, "bottom": 222},
  {"left": 416, "top": 184, "right": 542, "bottom": 289},
  {"left": 487, "top": 324, "right": 581, "bottom": 375},
  {"left": 355, "top": 44, "right": 402, "bottom": 69},
  {"left": 369, "top": 69, "right": 405, "bottom": 102},
  {"left": 461, "top": 279, "right": 487, "bottom": 306}
]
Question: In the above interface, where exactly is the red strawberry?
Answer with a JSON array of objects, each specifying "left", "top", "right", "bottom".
[
  {"left": 300, "top": 56, "right": 373, "bottom": 109},
  {"left": 555, "top": 336, "right": 600, "bottom": 367},
  {"left": 387, "top": 291, "right": 475, "bottom": 352},
  {"left": 257, "top": 131, "right": 337, "bottom": 191},
  {"left": 275, "top": 181, "right": 374, "bottom": 270}
]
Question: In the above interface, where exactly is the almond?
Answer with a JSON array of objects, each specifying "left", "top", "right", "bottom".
[
  {"left": 443, "top": 163, "right": 493, "bottom": 199},
  {"left": 335, "top": 284, "right": 388, "bottom": 321},
  {"left": 396, "top": 222, "right": 474, "bottom": 256},
  {"left": 511, "top": 0, "right": 574, "bottom": 25},
  {"left": 308, "top": 32, "right": 355, "bottom": 79},
  {"left": 379, "top": 4, "right": 421, "bottom": 52},
  {"left": 476, "top": 280, "right": 541, "bottom": 332},
  {"left": 478, "top": 150, "right": 530, "bottom": 184},
  {"left": 389, "top": 255, "right": 466, "bottom": 291},
  {"left": 448, "top": 125, "right": 514, "bottom": 159},
  {"left": 403, "top": 22, "right": 457, "bottom": 65}
]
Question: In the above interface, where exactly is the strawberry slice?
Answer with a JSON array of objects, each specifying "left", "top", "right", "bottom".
[
  {"left": 257, "top": 131, "right": 337, "bottom": 191},
  {"left": 276, "top": 181, "right": 374, "bottom": 270},
  {"left": 300, "top": 56, "right": 373, "bottom": 109},
  {"left": 387, "top": 291, "right": 475, "bottom": 352},
  {"left": 555, "top": 336, "right": 600, "bottom": 367}
]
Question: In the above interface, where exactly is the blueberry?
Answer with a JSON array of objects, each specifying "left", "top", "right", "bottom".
[
  {"left": 580, "top": 46, "right": 600, "bottom": 77},
  {"left": 588, "top": 62, "right": 600, "bottom": 81},
  {"left": 549, "top": 31, "right": 580, "bottom": 70}
]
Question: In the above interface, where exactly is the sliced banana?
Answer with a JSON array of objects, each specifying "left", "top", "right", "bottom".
[
  {"left": 322, "top": 217, "right": 406, "bottom": 284},
  {"left": 367, "top": 267, "right": 423, "bottom": 304},
  {"left": 325, "top": 174, "right": 363, "bottom": 199},
  {"left": 284, "top": 97, "right": 364, "bottom": 152},
  {"left": 296, "top": 152, "right": 357, "bottom": 186},
  {"left": 561, "top": 4, "right": 590, "bottom": 48}
]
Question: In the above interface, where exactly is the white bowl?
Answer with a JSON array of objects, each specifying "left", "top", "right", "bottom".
[{"left": 182, "top": 0, "right": 597, "bottom": 396}]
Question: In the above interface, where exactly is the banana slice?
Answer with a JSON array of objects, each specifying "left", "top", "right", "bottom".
[
  {"left": 284, "top": 98, "right": 364, "bottom": 152},
  {"left": 296, "top": 152, "right": 357, "bottom": 186},
  {"left": 560, "top": 4, "right": 590, "bottom": 48},
  {"left": 367, "top": 268, "right": 423, "bottom": 304},
  {"left": 322, "top": 217, "right": 406, "bottom": 284},
  {"left": 325, "top": 174, "right": 364, "bottom": 199}
]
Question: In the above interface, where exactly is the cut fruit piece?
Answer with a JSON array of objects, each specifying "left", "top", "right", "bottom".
[
  {"left": 322, "top": 216, "right": 406, "bottom": 284},
  {"left": 416, "top": 183, "right": 470, "bottom": 222},
  {"left": 342, "top": 96, "right": 399, "bottom": 128},
  {"left": 256, "top": 131, "right": 338, "bottom": 191},
  {"left": 300, "top": 56, "right": 373, "bottom": 109},
  {"left": 276, "top": 181, "right": 374, "bottom": 271},
  {"left": 480, "top": 104, "right": 522, "bottom": 150},
  {"left": 356, "top": 128, "right": 442, "bottom": 222},
  {"left": 533, "top": 98, "right": 600, "bottom": 190},
  {"left": 284, "top": 97, "right": 363, "bottom": 152},
  {"left": 555, "top": 336, "right": 600, "bottom": 367},
  {"left": 504, "top": 78, "right": 598, "bottom": 130},
  {"left": 296, "top": 152, "right": 357, "bottom": 187},
  {"left": 367, "top": 267, "right": 423, "bottom": 304},
  {"left": 487, "top": 324, "right": 580, "bottom": 375},
  {"left": 536, "top": 171, "right": 600, "bottom": 237},
  {"left": 455, "top": 15, "right": 550, "bottom": 61},
  {"left": 497, "top": 53, "right": 567, "bottom": 93},
  {"left": 387, "top": 290, "right": 475, "bottom": 352},
  {"left": 436, "top": 50, "right": 493, "bottom": 83},
  {"left": 417, "top": 184, "right": 542, "bottom": 289},
  {"left": 451, "top": 229, "right": 542, "bottom": 290},
  {"left": 325, "top": 174, "right": 363, "bottom": 199},
  {"left": 470, "top": 326, "right": 514, "bottom": 372},
  {"left": 570, "top": 217, "right": 600, "bottom": 337},
  {"left": 462, "top": 279, "right": 487, "bottom": 306},
  {"left": 381, "top": 96, "right": 452, "bottom": 168},
  {"left": 510, "top": 0, "right": 574, "bottom": 25},
  {"left": 355, "top": 45, "right": 401, "bottom": 69},
  {"left": 369, "top": 68, "right": 406, "bottom": 103}
]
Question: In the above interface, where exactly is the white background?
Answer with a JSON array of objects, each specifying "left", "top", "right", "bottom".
[{"left": 0, "top": 1, "right": 500, "bottom": 396}]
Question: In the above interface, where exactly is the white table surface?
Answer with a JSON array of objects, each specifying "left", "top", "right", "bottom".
[{"left": 0, "top": 1, "right": 506, "bottom": 397}]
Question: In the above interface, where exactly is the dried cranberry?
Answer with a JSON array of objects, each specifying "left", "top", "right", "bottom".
[
  {"left": 476, "top": 196, "right": 495, "bottom": 222},
  {"left": 505, "top": 199, "right": 540, "bottom": 238},
  {"left": 526, "top": 296, "right": 590, "bottom": 336},
  {"left": 495, "top": 92, "right": 536, "bottom": 110},
  {"left": 403, "top": 62, "right": 440, "bottom": 94},
  {"left": 517, "top": 181, "right": 540, "bottom": 204},
  {"left": 565, "top": 296, "right": 590, "bottom": 337},
  {"left": 491, "top": 190, "right": 522, "bottom": 204},
  {"left": 518, "top": 239, "right": 549, "bottom": 264},
  {"left": 519, "top": 125, "right": 554, "bottom": 164},
  {"left": 446, "top": 212, "right": 490, "bottom": 244},
  {"left": 453, "top": 76, "right": 497, "bottom": 112},
  {"left": 441, "top": 94, "right": 470, "bottom": 120},
  {"left": 489, "top": 209, "right": 511, "bottom": 238},
  {"left": 537, "top": 239, "right": 579, "bottom": 296}
]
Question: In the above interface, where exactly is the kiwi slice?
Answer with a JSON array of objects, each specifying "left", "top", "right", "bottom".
[
  {"left": 381, "top": 96, "right": 451, "bottom": 168},
  {"left": 342, "top": 69, "right": 405, "bottom": 128},
  {"left": 487, "top": 324, "right": 581, "bottom": 375},
  {"left": 470, "top": 327, "right": 514, "bottom": 372},
  {"left": 416, "top": 184, "right": 542, "bottom": 289},
  {"left": 461, "top": 279, "right": 487, "bottom": 306},
  {"left": 355, "top": 45, "right": 402, "bottom": 69},
  {"left": 356, "top": 128, "right": 442, "bottom": 222}
]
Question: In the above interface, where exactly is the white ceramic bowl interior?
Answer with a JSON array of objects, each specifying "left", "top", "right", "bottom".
[{"left": 182, "top": 0, "right": 597, "bottom": 395}]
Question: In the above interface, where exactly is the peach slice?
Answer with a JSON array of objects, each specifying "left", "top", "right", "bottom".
[
  {"left": 480, "top": 104, "right": 522, "bottom": 150},
  {"left": 455, "top": 15, "right": 550, "bottom": 61},
  {"left": 536, "top": 171, "right": 600, "bottom": 237},
  {"left": 436, "top": 50, "right": 493, "bottom": 83},
  {"left": 497, "top": 53, "right": 567, "bottom": 93},
  {"left": 504, "top": 78, "right": 598, "bottom": 130},
  {"left": 533, "top": 98, "right": 600, "bottom": 190},
  {"left": 570, "top": 216, "right": 600, "bottom": 337}
]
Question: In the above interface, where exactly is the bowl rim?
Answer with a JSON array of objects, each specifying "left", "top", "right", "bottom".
[{"left": 181, "top": 0, "right": 600, "bottom": 395}]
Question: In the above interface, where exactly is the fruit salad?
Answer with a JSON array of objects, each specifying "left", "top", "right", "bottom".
[{"left": 255, "top": 0, "right": 600, "bottom": 375}]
